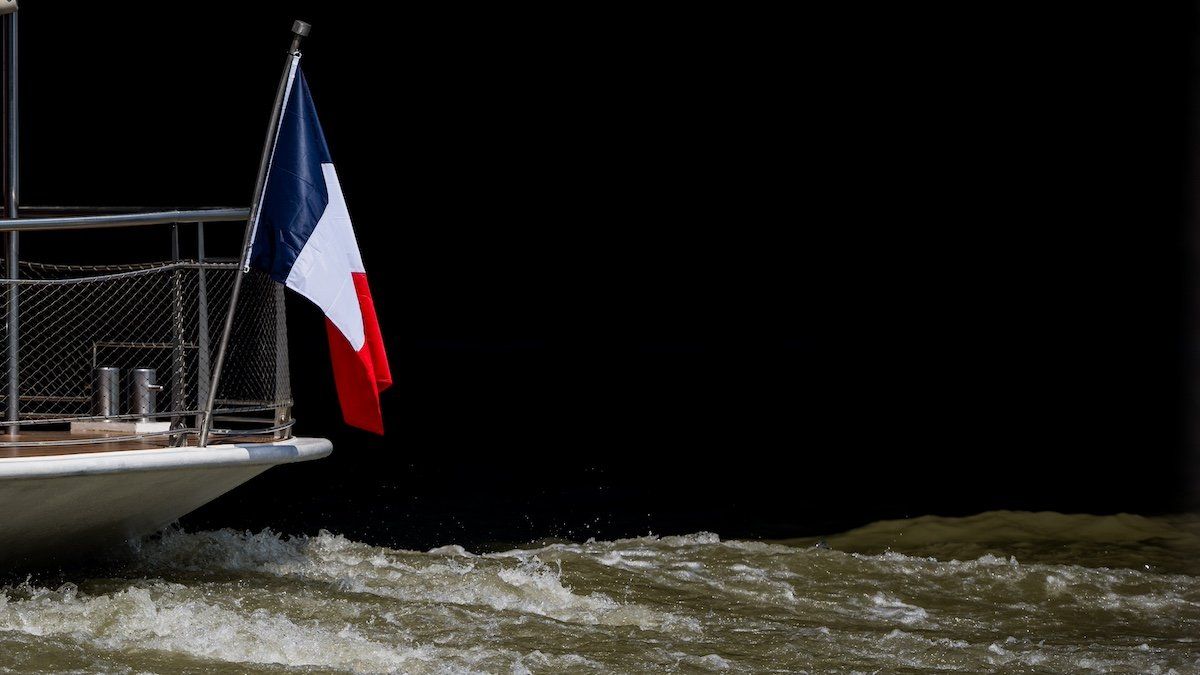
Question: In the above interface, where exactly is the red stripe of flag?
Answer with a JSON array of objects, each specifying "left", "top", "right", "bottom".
[{"left": 324, "top": 273, "right": 392, "bottom": 434}]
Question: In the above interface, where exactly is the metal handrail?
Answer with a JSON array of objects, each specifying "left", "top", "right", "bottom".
[
  {"left": 20, "top": 206, "right": 238, "bottom": 214},
  {"left": 0, "top": 207, "right": 248, "bottom": 232},
  {"left": 5, "top": 260, "right": 236, "bottom": 285}
]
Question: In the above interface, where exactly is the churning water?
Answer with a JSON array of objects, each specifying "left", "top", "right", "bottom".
[{"left": 0, "top": 511, "right": 1197, "bottom": 673}]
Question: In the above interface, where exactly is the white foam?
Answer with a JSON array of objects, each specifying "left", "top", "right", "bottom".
[
  {"left": 3, "top": 521, "right": 1192, "bottom": 673},
  {"left": 865, "top": 593, "right": 929, "bottom": 626},
  {"left": 139, "top": 528, "right": 697, "bottom": 634},
  {"left": 0, "top": 581, "right": 520, "bottom": 673}
]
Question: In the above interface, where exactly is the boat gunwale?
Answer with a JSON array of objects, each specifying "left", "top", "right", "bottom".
[{"left": 0, "top": 436, "right": 331, "bottom": 479}]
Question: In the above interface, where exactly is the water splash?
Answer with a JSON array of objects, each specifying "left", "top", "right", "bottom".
[{"left": 0, "top": 511, "right": 1196, "bottom": 673}]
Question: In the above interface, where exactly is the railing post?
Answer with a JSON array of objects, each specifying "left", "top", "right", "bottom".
[
  {"left": 3, "top": 10, "right": 18, "bottom": 435},
  {"left": 194, "top": 222, "right": 210, "bottom": 436},
  {"left": 168, "top": 222, "right": 186, "bottom": 445},
  {"left": 273, "top": 281, "right": 289, "bottom": 439}
]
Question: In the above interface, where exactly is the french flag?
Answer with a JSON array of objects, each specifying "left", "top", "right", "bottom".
[{"left": 247, "top": 66, "right": 391, "bottom": 434}]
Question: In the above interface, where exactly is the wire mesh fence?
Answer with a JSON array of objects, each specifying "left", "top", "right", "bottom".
[{"left": 0, "top": 258, "right": 291, "bottom": 441}]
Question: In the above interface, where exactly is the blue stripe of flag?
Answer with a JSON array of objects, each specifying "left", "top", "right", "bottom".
[{"left": 249, "top": 69, "right": 334, "bottom": 284}]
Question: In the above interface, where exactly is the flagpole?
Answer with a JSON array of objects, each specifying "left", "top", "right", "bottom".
[{"left": 199, "top": 19, "right": 310, "bottom": 447}]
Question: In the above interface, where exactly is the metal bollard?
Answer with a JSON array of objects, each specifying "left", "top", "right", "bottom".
[
  {"left": 129, "top": 368, "right": 163, "bottom": 422},
  {"left": 93, "top": 366, "right": 120, "bottom": 419}
]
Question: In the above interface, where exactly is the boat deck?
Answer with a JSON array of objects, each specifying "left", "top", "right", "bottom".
[{"left": 0, "top": 430, "right": 281, "bottom": 459}]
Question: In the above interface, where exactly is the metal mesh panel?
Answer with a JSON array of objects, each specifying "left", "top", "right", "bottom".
[{"left": 0, "top": 260, "right": 291, "bottom": 436}]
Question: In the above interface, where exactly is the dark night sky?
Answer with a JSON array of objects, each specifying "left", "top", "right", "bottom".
[{"left": 11, "top": 3, "right": 1199, "bottom": 547}]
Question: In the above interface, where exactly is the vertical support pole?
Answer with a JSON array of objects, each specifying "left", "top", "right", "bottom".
[
  {"left": 273, "top": 282, "right": 289, "bottom": 439},
  {"left": 195, "top": 222, "right": 210, "bottom": 436},
  {"left": 3, "top": 11, "right": 17, "bottom": 436},
  {"left": 169, "top": 223, "right": 185, "bottom": 444},
  {"left": 199, "top": 19, "right": 309, "bottom": 447}
]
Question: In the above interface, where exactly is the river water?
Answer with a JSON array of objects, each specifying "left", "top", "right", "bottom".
[{"left": 0, "top": 511, "right": 1197, "bottom": 673}]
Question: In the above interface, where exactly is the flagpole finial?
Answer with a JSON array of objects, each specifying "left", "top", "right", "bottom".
[{"left": 289, "top": 20, "right": 311, "bottom": 53}]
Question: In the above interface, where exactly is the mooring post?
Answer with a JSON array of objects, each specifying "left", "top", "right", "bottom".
[
  {"left": 198, "top": 19, "right": 310, "bottom": 447},
  {"left": 3, "top": 9, "right": 18, "bottom": 436}
]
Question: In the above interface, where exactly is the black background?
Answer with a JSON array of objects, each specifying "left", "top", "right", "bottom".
[{"left": 11, "top": 3, "right": 1199, "bottom": 548}]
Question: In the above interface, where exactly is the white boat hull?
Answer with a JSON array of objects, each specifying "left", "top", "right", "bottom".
[{"left": 0, "top": 437, "right": 332, "bottom": 567}]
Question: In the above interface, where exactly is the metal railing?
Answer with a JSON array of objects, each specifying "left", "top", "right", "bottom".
[
  {"left": 0, "top": 14, "right": 312, "bottom": 449},
  {"left": 0, "top": 208, "right": 294, "bottom": 447}
]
